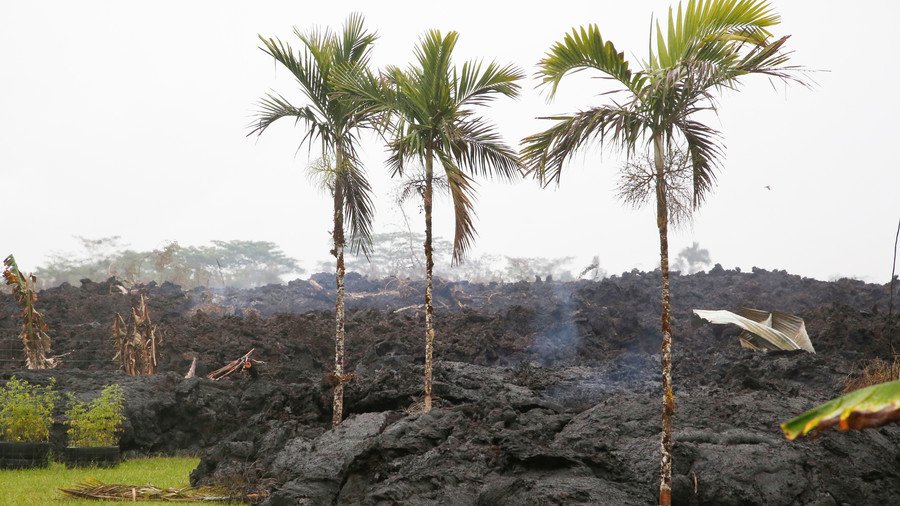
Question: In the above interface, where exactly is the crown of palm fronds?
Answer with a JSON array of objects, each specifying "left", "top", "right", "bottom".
[
  {"left": 523, "top": 0, "right": 806, "bottom": 208},
  {"left": 334, "top": 30, "right": 525, "bottom": 263},
  {"left": 250, "top": 13, "right": 378, "bottom": 255}
]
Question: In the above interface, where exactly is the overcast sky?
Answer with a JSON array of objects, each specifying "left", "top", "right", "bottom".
[{"left": 2, "top": 1, "right": 898, "bottom": 282}]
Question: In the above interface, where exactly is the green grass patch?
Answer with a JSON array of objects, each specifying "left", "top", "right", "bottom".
[{"left": 0, "top": 456, "right": 230, "bottom": 505}]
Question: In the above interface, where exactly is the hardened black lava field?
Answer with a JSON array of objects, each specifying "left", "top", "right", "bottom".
[{"left": 1, "top": 267, "right": 898, "bottom": 505}]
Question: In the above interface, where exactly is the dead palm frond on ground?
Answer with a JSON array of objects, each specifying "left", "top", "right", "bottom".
[{"left": 60, "top": 478, "right": 239, "bottom": 502}]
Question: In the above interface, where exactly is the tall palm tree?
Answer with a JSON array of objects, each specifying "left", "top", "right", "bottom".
[
  {"left": 335, "top": 30, "right": 523, "bottom": 412},
  {"left": 521, "top": 1, "right": 802, "bottom": 503},
  {"left": 250, "top": 13, "right": 378, "bottom": 427}
]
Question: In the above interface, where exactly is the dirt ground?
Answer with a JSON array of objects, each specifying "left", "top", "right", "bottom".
[{"left": 1, "top": 267, "right": 898, "bottom": 505}]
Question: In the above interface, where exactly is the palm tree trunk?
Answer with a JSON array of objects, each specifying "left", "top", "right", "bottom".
[
  {"left": 654, "top": 134, "right": 675, "bottom": 506},
  {"left": 423, "top": 146, "right": 436, "bottom": 413},
  {"left": 332, "top": 146, "right": 347, "bottom": 428}
]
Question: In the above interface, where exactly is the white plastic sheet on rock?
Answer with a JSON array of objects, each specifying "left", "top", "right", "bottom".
[{"left": 693, "top": 308, "right": 815, "bottom": 353}]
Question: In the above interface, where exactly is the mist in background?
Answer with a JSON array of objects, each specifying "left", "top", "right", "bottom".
[
  {"left": 20, "top": 233, "right": 845, "bottom": 293},
  {"left": 2, "top": 1, "right": 898, "bottom": 283}
]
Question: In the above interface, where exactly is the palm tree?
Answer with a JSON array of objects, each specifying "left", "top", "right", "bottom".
[
  {"left": 250, "top": 13, "right": 379, "bottom": 427},
  {"left": 335, "top": 30, "right": 523, "bottom": 412},
  {"left": 521, "top": 1, "right": 802, "bottom": 503}
]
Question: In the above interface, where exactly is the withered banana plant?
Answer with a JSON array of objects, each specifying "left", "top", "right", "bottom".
[
  {"left": 112, "top": 294, "right": 158, "bottom": 375},
  {"left": 2, "top": 254, "right": 55, "bottom": 369}
]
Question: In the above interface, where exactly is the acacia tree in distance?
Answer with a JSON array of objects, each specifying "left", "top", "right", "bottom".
[
  {"left": 521, "top": 1, "right": 803, "bottom": 503},
  {"left": 336, "top": 30, "right": 524, "bottom": 412},
  {"left": 250, "top": 14, "right": 379, "bottom": 427}
]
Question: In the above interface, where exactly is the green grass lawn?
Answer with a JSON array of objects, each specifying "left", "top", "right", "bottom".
[{"left": 0, "top": 457, "right": 231, "bottom": 505}]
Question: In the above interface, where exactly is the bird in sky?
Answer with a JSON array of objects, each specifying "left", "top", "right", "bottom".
[{"left": 764, "top": 185, "right": 772, "bottom": 191}]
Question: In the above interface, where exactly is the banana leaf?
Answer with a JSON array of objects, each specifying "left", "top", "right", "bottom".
[
  {"left": 781, "top": 380, "right": 900, "bottom": 440},
  {"left": 693, "top": 308, "right": 815, "bottom": 353}
]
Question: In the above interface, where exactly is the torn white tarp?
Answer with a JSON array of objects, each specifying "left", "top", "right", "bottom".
[{"left": 693, "top": 308, "right": 815, "bottom": 353}]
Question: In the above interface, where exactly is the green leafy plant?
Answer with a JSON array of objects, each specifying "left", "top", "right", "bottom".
[
  {"left": 0, "top": 377, "right": 59, "bottom": 442},
  {"left": 782, "top": 380, "right": 900, "bottom": 440},
  {"left": 65, "top": 385, "right": 125, "bottom": 448}
]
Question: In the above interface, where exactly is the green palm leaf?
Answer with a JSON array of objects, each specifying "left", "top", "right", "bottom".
[
  {"left": 675, "top": 118, "right": 722, "bottom": 206},
  {"left": 337, "top": 147, "right": 376, "bottom": 256},
  {"left": 456, "top": 60, "right": 524, "bottom": 106},
  {"left": 538, "top": 24, "right": 644, "bottom": 98},
  {"left": 650, "top": 0, "right": 779, "bottom": 69},
  {"left": 445, "top": 115, "right": 521, "bottom": 181},
  {"left": 436, "top": 151, "right": 478, "bottom": 264}
]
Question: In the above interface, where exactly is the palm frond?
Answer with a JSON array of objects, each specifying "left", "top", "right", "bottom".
[
  {"left": 538, "top": 24, "right": 646, "bottom": 98},
  {"left": 436, "top": 151, "right": 478, "bottom": 264},
  {"left": 295, "top": 25, "right": 334, "bottom": 78},
  {"left": 332, "top": 66, "right": 400, "bottom": 130},
  {"left": 337, "top": 147, "right": 376, "bottom": 256},
  {"left": 385, "top": 126, "right": 426, "bottom": 178},
  {"left": 728, "top": 35, "right": 806, "bottom": 86},
  {"left": 456, "top": 60, "right": 524, "bottom": 106},
  {"left": 521, "top": 104, "right": 646, "bottom": 186},
  {"left": 335, "top": 12, "right": 378, "bottom": 63},
  {"left": 675, "top": 118, "right": 722, "bottom": 207},
  {"left": 248, "top": 93, "right": 326, "bottom": 146},
  {"left": 679, "top": 35, "right": 804, "bottom": 93},
  {"left": 445, "top": 115, "right": 522, "bottom": 181},
  {"left": 650, "top": 0, "right": 780, "bottom": 69},
  {"left": 258, "top": 35, "right": 330, "bottom": 117},
  {"left": 412, "top": 30, "right": 457, "bottom": 111}
]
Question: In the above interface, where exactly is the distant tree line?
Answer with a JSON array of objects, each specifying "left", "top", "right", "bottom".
[
  {"left": 26, "top": 234, "right": 714, "bottom": 291},
  {"left": 318, "top": 231, "right": 577, "bottom": 283},
  {"left": 338, "top": 232, "right": 712, "bottom": 282},
  {"left": 33, "top": 237, "right": 302, "bottom": 290}
]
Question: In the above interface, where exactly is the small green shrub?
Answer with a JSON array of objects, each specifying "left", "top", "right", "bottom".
[
  {"left": 0, "top": 377, "right": 59, "bottom": 442},
  {"left": 65, "top": 384, "right": 125, "bottom": 448}
]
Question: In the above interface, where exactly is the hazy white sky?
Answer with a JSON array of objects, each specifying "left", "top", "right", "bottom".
[{"left": 2, "top": 1, "right": 898, "bottom": 282}]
